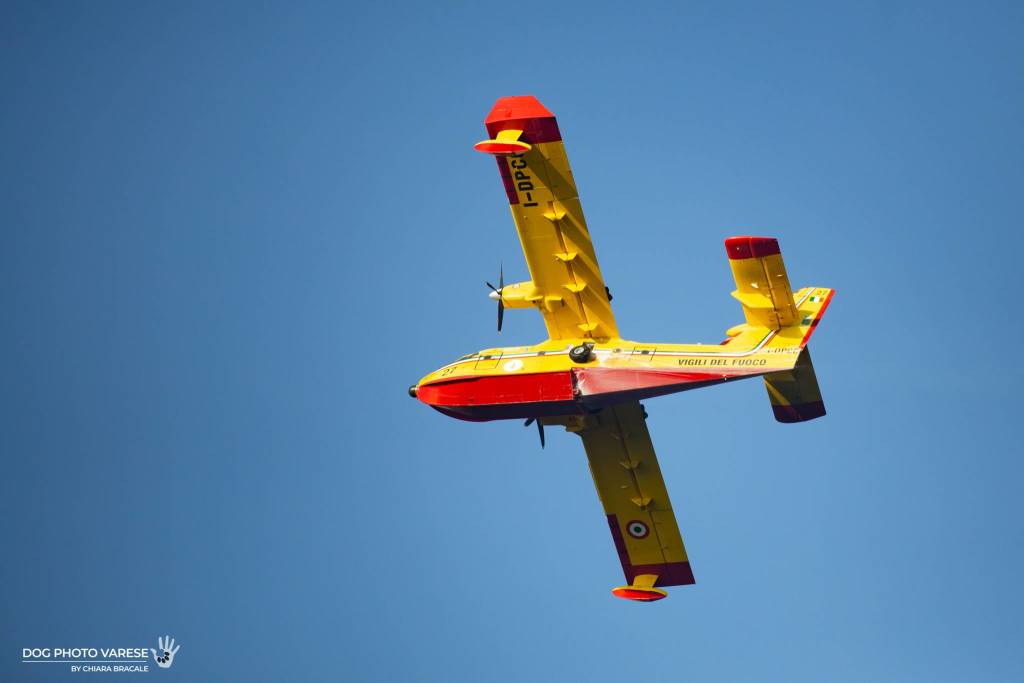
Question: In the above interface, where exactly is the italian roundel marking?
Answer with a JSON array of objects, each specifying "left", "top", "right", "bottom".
[
  {"left": 626, "top": 520, "right": 649, "bottom": 539},
  {"left": 503, "top": 359, "right": 523, "bottom": 372}
]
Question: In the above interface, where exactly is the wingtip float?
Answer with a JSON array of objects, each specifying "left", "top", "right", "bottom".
[
  {"left": 612, "top": 574, "right": 668, "bottom": 603},
  {"left": 411, "top": 95, "right": 835, "bottom": 602},
  {"left": 473, "top": 129, "right": 531, "bottom": 156}
]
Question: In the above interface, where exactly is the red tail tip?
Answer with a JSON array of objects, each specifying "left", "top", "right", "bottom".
[{"left": 725, "top": 236, "right": 781, "bottom": 260}]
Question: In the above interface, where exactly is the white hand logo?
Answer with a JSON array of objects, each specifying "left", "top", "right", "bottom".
[{"left": 152, "top": 635, "right": 180, "bottom": 668}]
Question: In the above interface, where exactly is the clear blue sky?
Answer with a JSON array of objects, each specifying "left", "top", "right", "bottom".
[{"left": 3, "top": 1, "right": 1022, "bottom": 680}]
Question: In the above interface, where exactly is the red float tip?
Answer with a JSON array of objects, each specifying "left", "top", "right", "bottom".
[
  {"left": 473, "top": 140, "right": 531, "bottom": 156},
  {"left": 725, "top": 236, "right": 781, "bottom": 260},
  {"left": 611, "top": 586, "right": 668, "bottom": 602}
]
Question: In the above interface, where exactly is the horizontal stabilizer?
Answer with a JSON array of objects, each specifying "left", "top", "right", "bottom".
[
  {"left": 763, "top": 348, "right": 826, "bottom": 423},
  {"left": 723, "top": 236, "right": 831, "bottom": 422},
  {"left": 725, "top": 236, "right": 798, "bottom": 329}
]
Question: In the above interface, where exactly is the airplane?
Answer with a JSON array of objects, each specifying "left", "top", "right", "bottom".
[{"left": 409, "top": 95, "right": 834, "bottom": 602}]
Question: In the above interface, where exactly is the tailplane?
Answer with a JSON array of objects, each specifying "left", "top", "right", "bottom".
[
  {"left": 724, "top": 236, "right": 833, "bottom": 423},
  {"left": 764, "top": 348, "right": 825, "bottom": 422}
]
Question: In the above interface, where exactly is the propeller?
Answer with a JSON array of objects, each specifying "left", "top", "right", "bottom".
[
  {"left": 524, "top": 417, "right": 545, "bottom": 448},
  {"left": 485, "top": 263, "right": 504, "bottom": 333}
]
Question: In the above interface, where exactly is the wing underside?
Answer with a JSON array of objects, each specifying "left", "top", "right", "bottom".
[
  {"left": 567, "top": 402, "right": 694, "bottom": 588},
  {"left": 478, "top": 96, "right": 618, "bottom": 341}
]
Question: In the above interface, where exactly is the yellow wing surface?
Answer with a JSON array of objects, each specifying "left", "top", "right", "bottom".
[
  {"left": 560, "top": 402, "right": 694, "bottom": 593},
  {"left": 475, "top": 96, "right": 618, "bottom": 341}
]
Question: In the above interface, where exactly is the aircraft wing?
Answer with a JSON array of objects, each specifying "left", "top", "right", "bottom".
[
  {"left": 566, "top": 401, "right": 694, "bottom": 594},
  {"left": 475, "top": 96, "right": 619, "bottom": 341}
]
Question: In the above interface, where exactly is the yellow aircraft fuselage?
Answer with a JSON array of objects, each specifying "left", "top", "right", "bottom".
[{"left": 413, "top": 284, "right": 831, "bottom": 422}]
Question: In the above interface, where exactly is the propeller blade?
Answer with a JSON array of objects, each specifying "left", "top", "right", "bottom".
[
  {"left": 496, "top": 262, "right": 505, "bottom": 333},
  {"left": 487, "top": 263, "right": 506, "bottom": 333},
  {"left": 524, "top": 418, "right": 544, "bottom": 448}
]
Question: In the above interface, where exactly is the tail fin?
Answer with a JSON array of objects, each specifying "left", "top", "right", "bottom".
[{"left": 724, "top": 236, "right": 831, "bottom": 423}]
